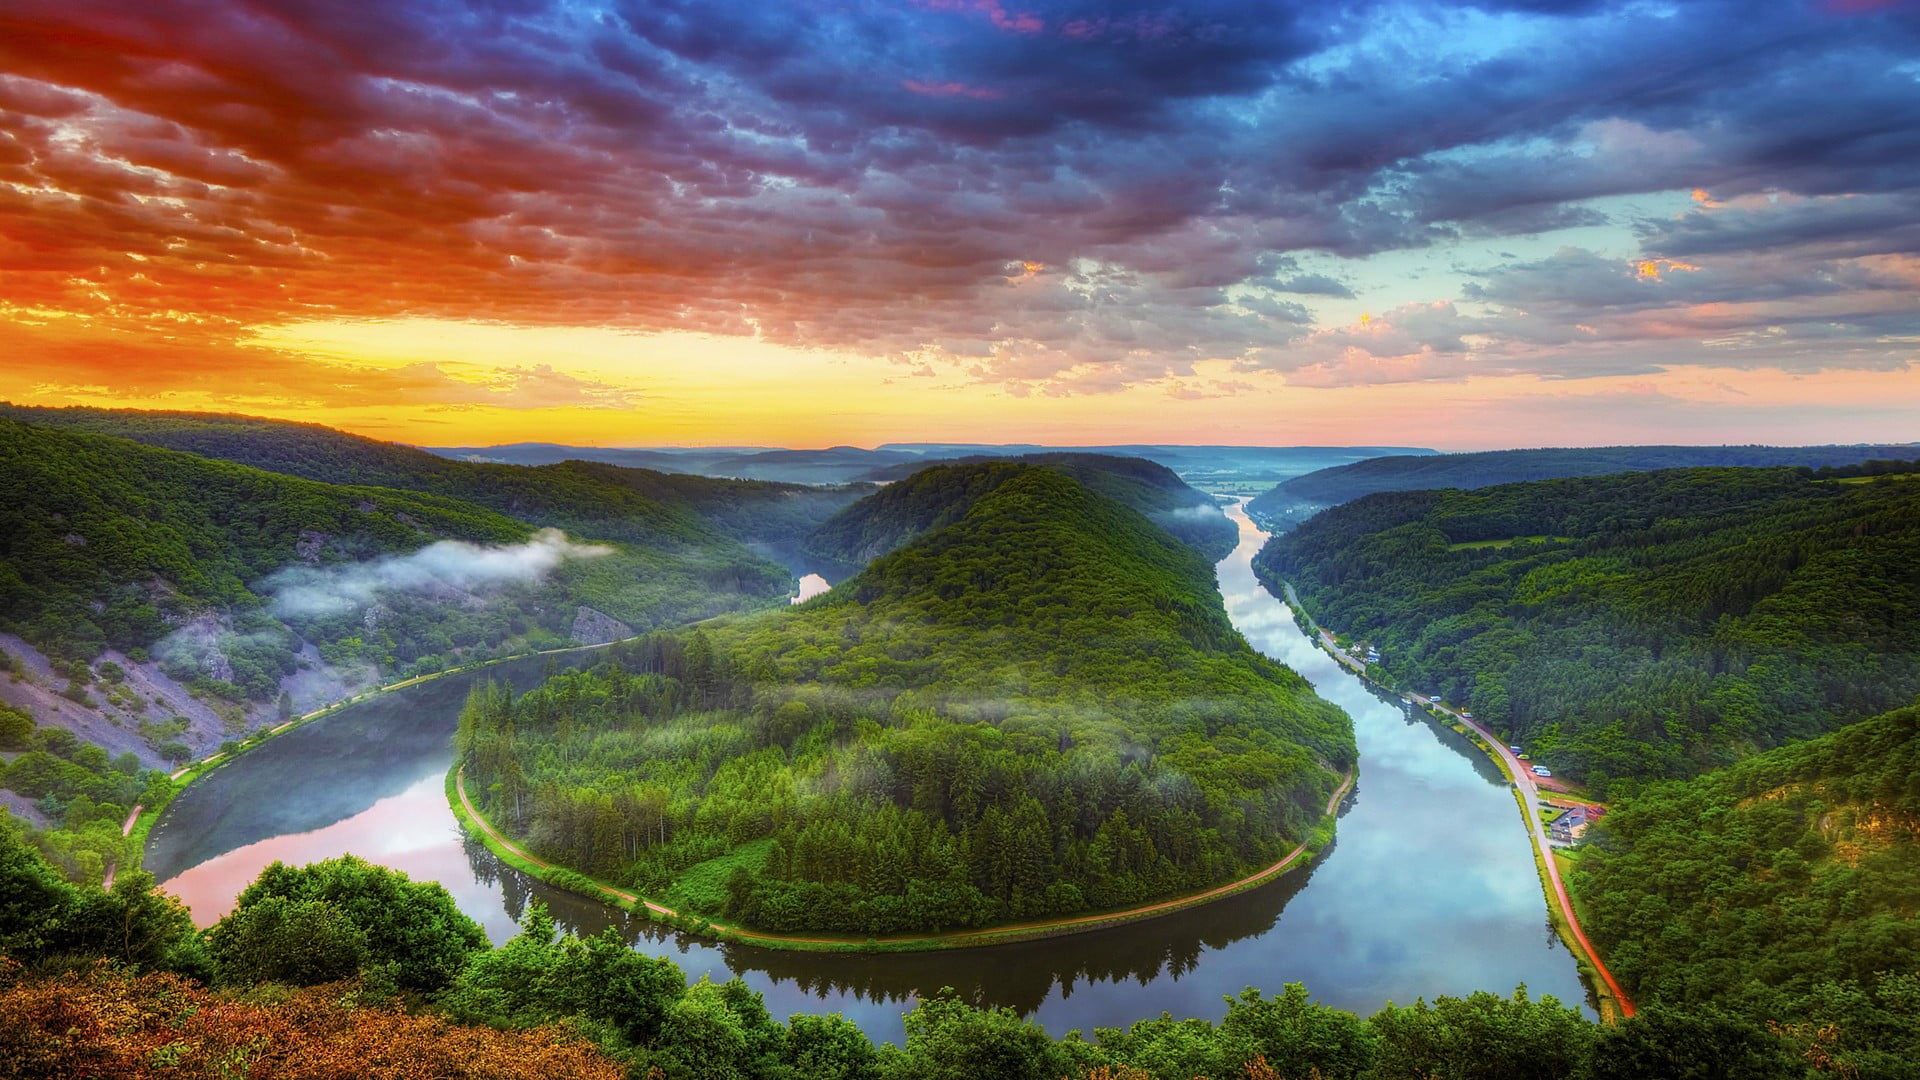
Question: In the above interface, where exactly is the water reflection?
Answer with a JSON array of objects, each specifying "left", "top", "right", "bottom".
[{"left": 151, "top": 501, "right": 1590, "bottom": 1043}]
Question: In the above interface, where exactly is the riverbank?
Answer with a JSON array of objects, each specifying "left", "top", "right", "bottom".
[
  {"left": 115, "top": 637, "right": 630, "bottom": 886},
  {"left": 1266, "top": 577, "right": 1634, "bottom": 1022},
  {"left": 450, "top": 762, "right": 1355, "bottom": 953}
]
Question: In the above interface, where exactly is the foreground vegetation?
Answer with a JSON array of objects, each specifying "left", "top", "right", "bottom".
[
  {"left": 1575, "top": 705, "right": 1920, "bottom": 1077},
  {"left": 462, "top": 466, "right": 1353, "bottom": 936},
  {"left": 2, "top": 815, "right": 1852, "bottom": 1079},
  {"left": 1257, "top": 465, "right": 1920, "bottom": 793}
]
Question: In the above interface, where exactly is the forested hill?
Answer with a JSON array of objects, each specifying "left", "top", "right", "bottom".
[
  {"left": 1574, "top": 704, "right": 1920, "bottom": 1077},
  {"left": 0, "top": 418, "right": 788, "bottom": 694},
  {"left": 808, "top": 454, "right": 1236, "bottom": 564},
  {"left": 460, "top": 466, "right": 1353, "bottom": 936},
  {"left": 0, "top": 403, "right": 869, "bottom": 545},
  {"left": 1255, "top": 466, "right": 1920, "bottom": 793},
  {"left": 1248, "top": 443, "right": 1920, "bottom": 525}
]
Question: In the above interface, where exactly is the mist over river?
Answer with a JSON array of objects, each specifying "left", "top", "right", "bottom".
[{"left": 148, "top": 502, "right": 1589, "bottom": 1042}]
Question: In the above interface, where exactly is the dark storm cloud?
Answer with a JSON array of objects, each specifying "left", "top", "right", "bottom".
[{"left": 0, "top": 0, "right": 1915, "bottom": 393}]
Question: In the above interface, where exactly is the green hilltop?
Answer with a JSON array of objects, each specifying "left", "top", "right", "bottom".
[
  {"left": 831, "top": 452, "right": 1237, "bottom": 561},
  {"left": 459, "top": 463, "right": 1353, "bottom": 936}
]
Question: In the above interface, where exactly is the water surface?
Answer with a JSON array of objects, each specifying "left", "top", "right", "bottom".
[{"left": 151, "top": 504, "right": 1588, "bottom": 1041}]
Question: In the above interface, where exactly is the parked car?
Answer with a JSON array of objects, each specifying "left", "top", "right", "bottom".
[
  {"left": 1508, "top": 745, "right": 1524, "bottom": 754},
  {"left": 1532, "top": 765, "right": 1552, "bottom": 777}
]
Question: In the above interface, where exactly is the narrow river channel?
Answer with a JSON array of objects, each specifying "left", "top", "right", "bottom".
[{"left": 147, "top": 501, "right": 1590, "bottom": 1042}]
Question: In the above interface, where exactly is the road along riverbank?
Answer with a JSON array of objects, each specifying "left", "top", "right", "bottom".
[{"left": 1270, "top": 577, "right": 1634, "bottom": 1021}]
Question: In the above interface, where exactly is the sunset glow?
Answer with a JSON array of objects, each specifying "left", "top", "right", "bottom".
[{"left": 2, "top": 1, "right": 1915, "bottom": 447}]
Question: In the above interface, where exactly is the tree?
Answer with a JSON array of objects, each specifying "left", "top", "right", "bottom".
[
  {"left": 229, "top": 855, "right": 486, "bottom": 991},
  {"left": 1581, "top": 1006, "right": 1806, "bottom": 1080},
  {"left": 209, "top": 896, "right": 368, "bottom": 986},
  {"left": 1219, "top": 983, "right": 1378, "bottom": 1080},
  {"left": 894, "top": 990, "right": 1068, "bottom": 1080}
]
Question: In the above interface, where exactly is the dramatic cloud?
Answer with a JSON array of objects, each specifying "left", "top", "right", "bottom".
[{"left": 0, "top": 0, "right": 1915, "bottom": 406}]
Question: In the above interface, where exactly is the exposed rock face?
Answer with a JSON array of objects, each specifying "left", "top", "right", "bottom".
[
  {"left": 570, "top": 605, "right": 633, "bottom": 646},
  {"left": 295, "top": 529, "right": 329, "bottom": 563}
]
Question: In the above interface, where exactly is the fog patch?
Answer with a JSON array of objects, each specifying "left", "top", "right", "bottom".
[
  {"left": 263, "top": 528, "right": 612, "bottom": 618},
  {"left": 1156, "top": 504, "right": 1229, "bottom": 521}
]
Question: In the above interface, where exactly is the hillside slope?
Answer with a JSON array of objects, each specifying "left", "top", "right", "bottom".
[
  {"left": 1255, "top": 467, "right": 1920, "bottom": 792},
  {"left": 811, "top": 454, "right": 1236, "bottom": 563},
  {"left": 1249, "top": 444, "right": 1920, "bottom": 527},
  {"left": 0, "top": 404, "right": 867, "bottom": 545},
  {"left": 1574, "top": 704, "right": 1920, "bottom": 1078},
  {"left": 460, "top": 465, "right": 1353, "bottom": 935},
  {"left": 0, "top": 419, "right": 788, "bottom": 745}
]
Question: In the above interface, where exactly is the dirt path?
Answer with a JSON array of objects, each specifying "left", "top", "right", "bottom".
[{"left": 456, "top": 764, "right": 1354, "bottom": 950}]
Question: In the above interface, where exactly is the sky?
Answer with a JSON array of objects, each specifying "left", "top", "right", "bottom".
[{"left": 1, "top": 0, "right": 1916, "bottom": 449}]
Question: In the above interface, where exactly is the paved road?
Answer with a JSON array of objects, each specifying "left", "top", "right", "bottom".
[
  {"left": 1279, "top": 591, "right": 1635, "bottom": 1019},
  {"left": 1415, "top": 695, "right": 1637, "bottom": 1019}
]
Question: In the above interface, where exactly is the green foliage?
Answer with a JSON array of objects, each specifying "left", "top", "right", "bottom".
[
  {"left": 442, "top": 902, "right": 684, "bottom": 1047},
  {"left": 0, "top": 813, "right": 195, "bottom": 974},
  {"left": 893, "top": 990, "right": 1072, "bottom": 1080},
  {"left": 1258, "top": 466, "right": 1920, "bottom": 790},
  {"left": 0, "top": 703, "right": 33, "bottom": 748},
  {"left": 0, "top": 416, "right": 790, "bottom": 702},
  {"left": 0, "top": 724, "right": 168, "bottom": 884},
  {"left": 208, "top": 895, "right": 369, "bottom": 986},
  {"left": 1580, "top": 1006, "right": 1807, "bottom": 1080},
  {"left": 227, "top": 854, "right": 487, "bottom": 991},
  {"left": 1365, "top": 987, "right": 1595, "bottom": 1080},
  {"left": 0, "top": 823, "right": 1865, "bottom": 1079},
  {"left": 833, "top": 453, "right": 1237, "bottom": 560},
  {"left": 1574, "top": 706, "right": 1920, "bottom": 1076},
  {"left": 462, "top": 466, "right": 1352, "bottom": 934}
]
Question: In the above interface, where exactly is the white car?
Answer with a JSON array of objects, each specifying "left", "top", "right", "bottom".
[{"left": 1532, "top": 765, "right": 1552, "bottom": 778}]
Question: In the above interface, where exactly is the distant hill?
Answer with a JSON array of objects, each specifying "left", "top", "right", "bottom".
[
  {"left": 430, "top": 440, "right": 1437, "bottom": 491},
  {"left": 1244, "top": 443, "right": 1920, "bottom": 526},
  {"left": 460, "top": 465, "right": 1353, "bottom": 935},
  {"left": 810, "top": 455, "right": 1237, "bottom": 563},
  {"left": 0, "top": 404, "right": 867, "bottom": 545},
  {"left": 1248, "top": 444, "right": 1920, "bottom": 527},
  {"left": 1256, "top": 465, "right": 1920, "bottom": 792}
]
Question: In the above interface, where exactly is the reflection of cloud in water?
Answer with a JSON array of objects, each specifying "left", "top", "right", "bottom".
[{"left": 160, "top": 773, "right": 481, "bottom": 928}]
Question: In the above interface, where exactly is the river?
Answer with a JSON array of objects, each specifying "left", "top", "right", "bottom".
[{"left": 148, "top": 502, "right": 1589, "bottom": 1041}]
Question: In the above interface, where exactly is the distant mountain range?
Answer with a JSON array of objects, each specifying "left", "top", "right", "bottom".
[
  {"left": 1249, "top": 443, "right": 1920, "bottom": 528},
  {"left": 427, "top": 441, "right": 1437, "bottom": 489}
]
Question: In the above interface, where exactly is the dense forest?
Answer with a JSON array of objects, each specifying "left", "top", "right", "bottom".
[
  {"left": 1256, "top": 467, "right": 1920, "bottom": 793},
  {"left": 1, "top": 815, "right": 1832, "bottom": 1079},
  {"left": 1576, "top": 705, "right": 1920, "bottom": 1078},
  {"left": 0, "top": 419, "right": 789, "bottom": 683},
  {"left": 0, "top": 403, "right": 871, "bottom": 546},
  {"left": 461, "top": 465, "right": 1353, "bottom": 935},
  {"left": 809, "top": 453, "right": 1237, "bottom": 563},
  {"left": 1249, "top": 444, "right": 1920, "bottom": 527}
]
